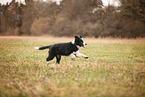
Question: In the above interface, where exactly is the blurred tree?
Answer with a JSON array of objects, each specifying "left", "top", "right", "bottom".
[
  {"left": 0, "top": 4, "right": 2, "bottom": 33},
  {"left": 22, "top": 0, "right": 61, "bottom": 35},
  {"left": 21, "top": 0, "right": 34, "bottom": 35},
  {"left": 0, "top": 0, "right": 144, "bottom": 37},
  {"left": 119, "top": 0, "right": 145, "bottom": 24},
  {"left": 0, "top": 0, "right": 23, "bottom": 35},
  {"left": 0, "top": 3, "right": 9, "bottom": 33},
  {"left": 61, "top": 0, "right": 103, "bottom": 20},
  {"left": 30, "top": 17, "right": 53, "bottom": 35},
  {"left": 118, "top": 0, "right": 145, "bottom": 37}
]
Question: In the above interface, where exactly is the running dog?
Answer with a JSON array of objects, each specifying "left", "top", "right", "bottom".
[{"left": 35, "top": 36, "right": 89, "bottom": 64}]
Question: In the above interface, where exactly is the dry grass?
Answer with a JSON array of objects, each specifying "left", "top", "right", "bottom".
[{"left": 0, "top": 36, "right": 145, "bottom": 97}]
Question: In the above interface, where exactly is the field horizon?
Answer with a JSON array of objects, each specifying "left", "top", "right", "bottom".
[{"left": 0, "top": 36, "right": 145, "bottom": 97}]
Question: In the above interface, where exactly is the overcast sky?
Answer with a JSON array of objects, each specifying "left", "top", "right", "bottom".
[{"left": 0, "top": 0, "right": 120, "bottom": 6}]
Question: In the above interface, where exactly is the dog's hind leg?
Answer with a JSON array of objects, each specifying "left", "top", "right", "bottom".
[
  {"left": 46, "top": 50, "right": 55, "bottom": 63},
  {"left": 46, "top": 55, "right": 55, "bottom": 63},
  {"left": 56, "top": 55, "right": 61, "bottom": 64},
  {"left": 46, "top": 48, "right": 56, "bottom": 63}
]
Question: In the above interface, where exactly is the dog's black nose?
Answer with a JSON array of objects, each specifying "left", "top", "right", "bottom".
[{"left": 85, "top": 43, "right": 87, "bottom": 45}]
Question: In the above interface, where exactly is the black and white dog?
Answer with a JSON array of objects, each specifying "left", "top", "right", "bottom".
[{"left": 35, "top": 36, "right": 89, "bottom": 64}]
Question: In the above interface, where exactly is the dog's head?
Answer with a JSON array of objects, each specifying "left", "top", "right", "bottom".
[{"left": 74, "top": 35, "right": 87, "bottom": 48}]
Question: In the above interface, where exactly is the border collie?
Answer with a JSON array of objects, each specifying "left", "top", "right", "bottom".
[{"left": 35, "top": 36, "right": 89, "bottom": 64}]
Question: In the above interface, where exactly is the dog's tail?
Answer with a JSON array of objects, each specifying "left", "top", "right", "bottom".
[{"left": 35, "top": 45, "right": 52, "bottom": 50}]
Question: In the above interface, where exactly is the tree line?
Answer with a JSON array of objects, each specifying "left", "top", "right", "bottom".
[{"left": 0, "top": 0, "right": 145, "bottom": 38}]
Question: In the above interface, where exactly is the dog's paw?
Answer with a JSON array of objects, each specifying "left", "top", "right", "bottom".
[{"left": 84, "top": 56, "right": 89, "bottom": 59}]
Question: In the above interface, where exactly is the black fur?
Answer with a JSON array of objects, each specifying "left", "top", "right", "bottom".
[
  {"left": 38, "top": 45, "right": 52, "bottom": 50},
  {"left": 36, "top": 36, "right": 87, "bottom": 64}
]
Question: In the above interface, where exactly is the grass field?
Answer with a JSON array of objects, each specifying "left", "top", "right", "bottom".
[{"left": 0, "top": 36, "right": 145, "bottom": 97}]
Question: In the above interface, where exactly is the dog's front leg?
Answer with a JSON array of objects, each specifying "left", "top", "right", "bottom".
[
  {"left": 69, "top": 53, "right": 76, "bottom": 60},
  {"left": 75, "top": 50, "right": 89, "bottom": 59}
]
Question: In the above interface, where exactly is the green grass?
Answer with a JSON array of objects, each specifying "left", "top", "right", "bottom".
[{"left": 0, "top": 36, "right": 145, "bottom": 97}]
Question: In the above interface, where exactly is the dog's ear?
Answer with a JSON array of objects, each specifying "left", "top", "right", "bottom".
[
  {"left": 75, "top": 36, "right": 79, "bottom": 39},
  {"left": 80, "top": 35, "right": 82, "bottom": 38}
]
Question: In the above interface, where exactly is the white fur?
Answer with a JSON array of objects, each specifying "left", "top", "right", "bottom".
[
  {"left": 35, "top": 47, "right": 39, "bottom": 50},
  {"left": 81, "top": 38, "right": 86, "bottom": 48},
  {"left": 71, "top": 40, "right": 80, "bottom": 48},
  {"left": 69, "top": 53, "right": 76, "bottom": 59},
  {"left": 75, "top": 50, "right": 88, "bottom": 57},
  {"left": 83, "top": 42, "right": 86, "bottom": 47},
  {"left": 71, "top": 38, "right": 85, "bottom": 48},
  {"left": 71, "top": 40, "right": 75, "bottom": 44}
]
